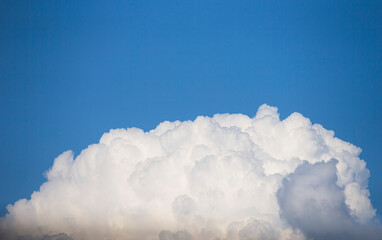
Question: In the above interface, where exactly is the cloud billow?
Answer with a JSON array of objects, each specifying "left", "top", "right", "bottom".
[
  {"left": 278, "top": 160, "right": 381, "bottom": 240},
  {"left": 0, "top": 104, "right": 380, "bottom": 240}
]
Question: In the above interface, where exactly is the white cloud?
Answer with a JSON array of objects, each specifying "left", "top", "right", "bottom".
[{"left": 0, "top": 104, "right": 379, "bottom": 240}]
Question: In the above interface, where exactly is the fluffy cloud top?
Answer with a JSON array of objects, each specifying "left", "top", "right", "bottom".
[{"left": 1, "top": 104, "right": 380, "bottom": 240}]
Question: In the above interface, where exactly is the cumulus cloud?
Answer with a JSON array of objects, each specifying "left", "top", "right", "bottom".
[{"left": 0, "top": 104, "right": 380, "bottom": 240}]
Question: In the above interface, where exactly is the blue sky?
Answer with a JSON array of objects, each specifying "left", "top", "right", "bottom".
[{"left": 0, "top": 0, "right": 381, "bottom": 217}]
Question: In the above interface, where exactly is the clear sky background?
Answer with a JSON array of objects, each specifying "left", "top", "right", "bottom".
[{"left": 0, "top": 0, "right": 381, "bottom": 217}]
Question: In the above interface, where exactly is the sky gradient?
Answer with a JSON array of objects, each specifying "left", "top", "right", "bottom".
[{"left": 0, "top": 0, "right": 381, "bottom": 219}]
